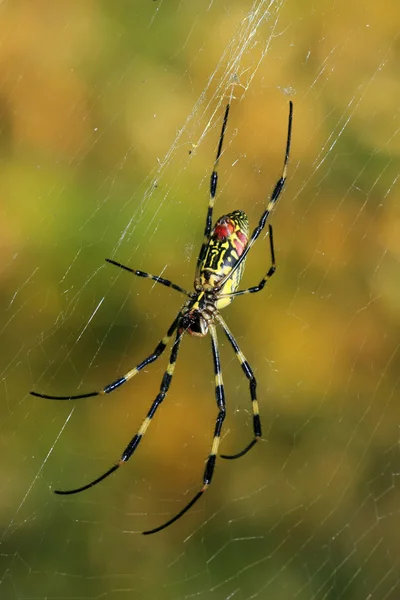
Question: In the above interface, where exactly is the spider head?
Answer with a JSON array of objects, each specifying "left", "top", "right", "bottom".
[
  {"left": 179, "top": 309, "right": 209, "bottom": 337},
  {"left": 180, "top": 294, "right": 212, "bottom": 337}
]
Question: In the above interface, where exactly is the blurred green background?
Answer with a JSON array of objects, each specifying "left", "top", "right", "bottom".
[{"left": 1, "top": 1, "right": 399, "bottom": 599}]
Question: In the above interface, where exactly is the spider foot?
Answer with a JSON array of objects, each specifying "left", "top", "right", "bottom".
[
  {"left": 142, "top": 486, "right": 207, "bottom": 535},
  {"left": 220, "top": 437, "right": 258, "bottom": 460},
  {"left": 54, "top": 463, "right": 120, "bottom": 495}
]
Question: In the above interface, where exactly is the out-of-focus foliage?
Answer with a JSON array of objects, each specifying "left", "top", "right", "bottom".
[{"left": 0, "top": 1, "right": 399, "bottom": 599}]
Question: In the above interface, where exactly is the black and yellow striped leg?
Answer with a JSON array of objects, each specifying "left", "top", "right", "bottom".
[
  {"left": 106, "top": 258, "right": 191, "bottom": 297},
  {"left": 215, "top": 101, "right": 293, "bottom": 292},
  {"left": 216, "top": 315, "right": 261, "bottom": 460},
  {"left": 30, "top": 315, "right": 180, "bottom": 400},
  {"left": 54, "top": 330, "right": 183, "bottom": 496},
  {"left": 195, "top": 104, "right": 231, "bottom": 283},
  {"left": 143, "top": 324, "right": 225, "bottom": 535}
]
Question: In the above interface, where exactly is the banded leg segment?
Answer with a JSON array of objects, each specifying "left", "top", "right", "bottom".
[
  {"left": 106, "top": 258, "right": 191, "bottom": 297},
  {"left": 195, "top": 104, "right": 231, "bottom": 283},
  {"left": 219, "top": 225, "right": 276, "bottom": 299},
  {"left": 30, "top": 314, "right": 181, "bottom": 400},
  {"left": 216, "top": 101, "right": 293, "bottom": 292},
  {"left": 54, "top": 330, "right": 183, "bottom": 496},
  {"left": 216, "top": 315, "right": 261, "bottom": 459},
  {"left": 143, "top": 324, "right": 226, "bottom": 535}
]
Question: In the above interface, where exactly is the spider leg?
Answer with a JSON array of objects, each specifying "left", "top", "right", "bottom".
[
  {"left": 105, "top": 258, "right": 191, "bottom": 297},
  {"left": 218, "top": 225, "right": 276, "bottom": 299},
  {"left": 216, "top": 315, "right": 261, "bottom": 460},
  {"left": 195, "top": 104, "right": 230, "bottom": 284},
  {"left": 216, "top": 101, "right": 293, "bottom": 292},
  {"left": 30, "top": 314, "right": 180, "bottom": 400},
  {"left": 143, "top": 324, "right": 225, "bottom": 535},
  {"left": 54, "top": 329, "right": 183, "bottom": 496}
]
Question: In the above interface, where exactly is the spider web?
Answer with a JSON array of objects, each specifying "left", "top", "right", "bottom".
[{"left": 1, "top": 0, "right": 399, "bottom": 599}]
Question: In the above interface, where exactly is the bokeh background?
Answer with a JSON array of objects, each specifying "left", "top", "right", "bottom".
[{"left": 1, "top": 1, "right": 399, "bottom": 599}]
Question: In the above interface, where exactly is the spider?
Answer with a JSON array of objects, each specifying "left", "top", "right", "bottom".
[{"left": 31, "top": 100, "right": 293, "bottom": 535}]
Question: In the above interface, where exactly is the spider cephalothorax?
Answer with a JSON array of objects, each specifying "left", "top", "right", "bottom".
[
  {"left": 179, "top": 303, "right": 212, "bottom": 337},
  {"left": 31, "top": 100, "right": 293, "bottom": 535}
]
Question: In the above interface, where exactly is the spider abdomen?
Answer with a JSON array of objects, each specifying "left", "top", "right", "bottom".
[{"left": 199, "top": 210, "right": 249, "bottom": 304}]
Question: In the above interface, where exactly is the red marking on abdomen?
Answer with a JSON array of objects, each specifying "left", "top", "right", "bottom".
[
  {"left": 237, "top": 230, "right": 247, "bottom": 245},
  {"left": 214, "top": 218, "right": 234, "bottom": 240},
  {"left": 233, "top": 230, "right": 248, "bottom": 256}
]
